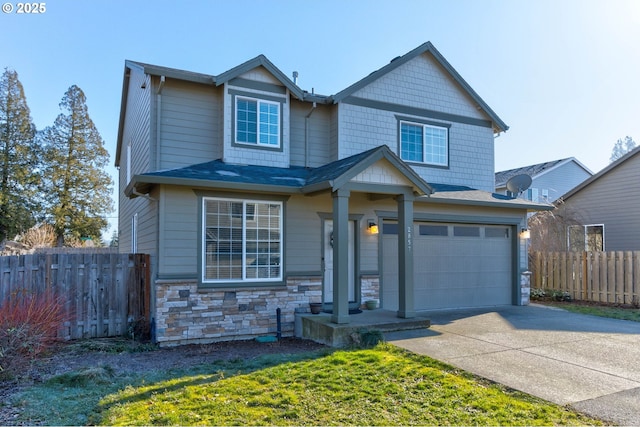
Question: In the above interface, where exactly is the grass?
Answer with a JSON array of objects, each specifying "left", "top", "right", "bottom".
[
  {"left": 12, "top": 344, "right": 601, "bottom": 426},
  {"left": 540, "top": 301, "right": 640, "bottom": 322}
]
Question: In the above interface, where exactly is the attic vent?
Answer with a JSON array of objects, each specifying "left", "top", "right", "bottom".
[{"left": 390, "top": 56, "right": 401, "bottom": 63}]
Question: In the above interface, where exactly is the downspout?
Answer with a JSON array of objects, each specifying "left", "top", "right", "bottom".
[
  {"left": 155, "top": 75, "right": 165, "bottom": 169},
  {"left": 304, "top": 92, "right": 317, "bottom": 168},
  {"left": 152, "top": 75, "right": 165, "bottom": 344}
]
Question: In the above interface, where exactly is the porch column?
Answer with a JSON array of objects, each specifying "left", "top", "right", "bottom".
[
  {"left": 397, "top": 193, "right": 415, "bottom": 318},
  {"left": 331, "top": 188, "right": 350, "bottom": 324}
]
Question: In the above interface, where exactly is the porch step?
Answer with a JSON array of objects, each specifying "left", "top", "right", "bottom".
[{"left": 299, "top": 309, "right": 430, "bottom": 348}]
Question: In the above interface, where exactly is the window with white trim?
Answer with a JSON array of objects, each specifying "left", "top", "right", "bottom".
[
  {"left": 235, "top": 96, "right": 280, "bottom": 147},
  {"left": 400, "top": 121, "right": 448, "bottom": 166},
  {"left": 203, "top": 198, "right": 282, "bottom": 283},
  {"left": 568, "top": 224, "right": 604, "bottom": 251}
]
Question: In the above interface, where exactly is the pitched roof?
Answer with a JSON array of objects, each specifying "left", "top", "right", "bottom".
[
  {"left": 126, "top": 145, "right": 550, "bottom": 211},
  {"left": 330, "top": 41, "right": 508, "bottom": 133},
  {"left": 495, "top": 157, "right": 592, "bottom": 187},
  {"left": 424, "top": 183, "right": 552, "bottom": 211},
  {"left": 562, "top": 145, "right": 640, "bottom": 201},
  {"left": 126, "top": 145, "right": 432, "bottom": 197}
]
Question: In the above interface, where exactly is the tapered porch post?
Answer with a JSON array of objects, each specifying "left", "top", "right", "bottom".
[
  {"left": 331, "top": 188, "right": 350, "bottom": 324},
  {"left": 397, "top": 193, "right": 415, "bottom": 318}
]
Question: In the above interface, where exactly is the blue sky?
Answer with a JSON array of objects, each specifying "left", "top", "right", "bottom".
[{"left": 2, "top": 0, "right": 640, "bottom": 238}]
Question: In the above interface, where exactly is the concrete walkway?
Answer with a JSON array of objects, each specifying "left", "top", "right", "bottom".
[{"left": 385, "top": 304, "right": 640, "bottom": 425}]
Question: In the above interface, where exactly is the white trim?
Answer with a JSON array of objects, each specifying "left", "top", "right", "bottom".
[
  {"left": 131, "top": 212, "right": 138, "bottom": 253},
  {"left": 234, "top": 95, "right": 281, "bottom": 148},
  {"left": 399, "top": 120, "right": 448, "bottom": 167},
  {"left": 202, "top": 197, "right": 283, "bottom": 284}
]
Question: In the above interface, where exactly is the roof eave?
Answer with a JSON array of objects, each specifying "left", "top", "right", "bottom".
[
  {"left": 422, "top": 194, "right": 554, "bottom": 211},
  {"left": 125, "top": 175, "right": 301, "bottom": 198}
]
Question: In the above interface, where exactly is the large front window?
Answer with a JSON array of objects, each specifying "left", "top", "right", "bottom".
[
  {"left": 236, "top": 97, "right": 280, "bottom": 147},
  {"left": 400, "top": 121, "right": 448, "bottom": 166},
  {"left": 203, "top": 198, "right": 282, "bottom": 283}
]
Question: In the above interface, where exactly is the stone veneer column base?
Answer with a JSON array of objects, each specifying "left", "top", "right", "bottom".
[{"left": 154, "top": 277, "right": 322, "bottom": 347}]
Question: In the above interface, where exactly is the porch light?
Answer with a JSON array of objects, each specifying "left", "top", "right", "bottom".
[
  {"left": 520, "top": 228, "right": 531, "bottom": 239},
  {"left": 368, "top": 220, "right": 379, "bottom": 235}
]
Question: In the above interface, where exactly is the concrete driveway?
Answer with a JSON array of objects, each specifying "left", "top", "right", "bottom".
[{"left": 385, "top": 304, "right": 640, "bottom": 425}]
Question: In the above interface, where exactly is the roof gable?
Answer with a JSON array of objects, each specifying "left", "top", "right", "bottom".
[
  {"left": 215, "top": 55, "right": 304, "bottom": 99},
  {"left": 562, "top": 145, "right": 640, "bottom": 201},
  {"left": 330, "top": 42, "right": 508, "bottom": 133},
  {"left": 495, "top": 157, "right": 593, "bottom": 187}
]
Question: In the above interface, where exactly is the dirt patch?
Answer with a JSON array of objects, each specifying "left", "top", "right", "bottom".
[{"left": 0, "top": 337, "right": 326, "bottom": 425}]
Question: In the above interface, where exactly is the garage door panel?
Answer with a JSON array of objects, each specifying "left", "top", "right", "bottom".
[{"left": 382, "top": 222, "right": 513, "bottom": 311}]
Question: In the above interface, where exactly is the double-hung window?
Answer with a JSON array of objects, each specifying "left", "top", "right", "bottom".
[
  {"left": 400, "top": 120, "right": 448, "bottom": 166},
  {"left": 203, "top": 198, "right": 282, "bottom": 284},
  {"left": 236, "top": 96, "right": 280, "bottom": 147}
]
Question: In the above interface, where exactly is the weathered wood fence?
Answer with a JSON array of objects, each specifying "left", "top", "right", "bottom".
[
  {"left": 0, "top": 253, "right": 150, "bottom": 339},
  {"left": 531, "top": 251, "right": 640, "bottom": 304}
]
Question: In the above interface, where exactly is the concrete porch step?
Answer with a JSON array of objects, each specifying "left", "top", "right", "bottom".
[{"left": 298, "top": 309, "right": 431, "bottom": 347}]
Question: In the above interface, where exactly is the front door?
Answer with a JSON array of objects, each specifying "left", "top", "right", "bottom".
[{"left": 323, "top": 219, "right": 355, "bottom": 305}]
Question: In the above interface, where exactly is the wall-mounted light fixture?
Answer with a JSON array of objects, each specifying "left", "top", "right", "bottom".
[
  {"left": 520, "top": 228, "right": 531, "bottom": 239},
  {"left": 368, "top": 220, "right": 379, "bottom": 235}
]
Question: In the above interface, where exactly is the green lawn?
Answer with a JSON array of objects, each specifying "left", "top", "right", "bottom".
[
  {"left": 18, "top": 344, "right": 597, "bottom": 426},
  {"left": 536, "top": 300, "right": 640, "bottom": 322}
]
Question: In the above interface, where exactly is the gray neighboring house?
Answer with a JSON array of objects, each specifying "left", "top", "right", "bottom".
[
  {"left": 495, "top": 157, "right": 593, "bottom": 203},
  {"left": 116, "top": 41, "right": 548, "bottom": 346},
  {"left": 559, "top": 146, "right": 640, "bottom": 251}
]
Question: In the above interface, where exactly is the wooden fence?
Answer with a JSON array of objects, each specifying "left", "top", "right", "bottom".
[
  {"left": 0, "top": 253, "right": 150, "bottom": 339},
  {"left": 531, "top": 251, "right": 640, "bottom": 304}
]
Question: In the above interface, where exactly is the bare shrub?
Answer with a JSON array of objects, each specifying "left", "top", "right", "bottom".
[
  {"left": 528, "top": 199, "right": 585, "bottom": 252},
  {"left": 17, "top": 223, "right": 56, "bottom": 249},
  {"left": 0, "top": 289, "right": 69, "bottom": 378}
]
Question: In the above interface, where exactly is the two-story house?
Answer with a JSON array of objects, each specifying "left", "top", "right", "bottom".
[
  {"left": 495, "top": 157, "right": 593, "bottom": 203},
  {"left": 116, "top": 42, "right": 548, "bottom": 346}
]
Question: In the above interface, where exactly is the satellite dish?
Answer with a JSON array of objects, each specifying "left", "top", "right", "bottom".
[{"left": 506, "top": 174, "right": 532, "bottom": 196}]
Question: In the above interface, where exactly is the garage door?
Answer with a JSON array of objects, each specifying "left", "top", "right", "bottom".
[{"left": 382, "top": 222, "right": 513, "bottom": 311}]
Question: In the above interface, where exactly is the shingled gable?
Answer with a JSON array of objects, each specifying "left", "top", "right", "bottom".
[
  {"left": 214, "top": 54, "right": 305, "bottom": 100},
  {"left": 125, "top": 145, "right": 432, "bottom": 198},
  {"left": 329, "top": 41, "right": 508, "bottom": 134}
]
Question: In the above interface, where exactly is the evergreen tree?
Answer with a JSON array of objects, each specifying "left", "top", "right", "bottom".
[
  {"left": 610, "top": 136, "right": 637, "bottom": 163},
  {"left": 41, "top": 85, "right": 113, "bottom": 246},
  {"left": 0, "top": 68, "right": 41, "bottom": 241}
]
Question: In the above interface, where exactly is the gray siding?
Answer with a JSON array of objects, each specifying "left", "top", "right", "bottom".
[
  {"left": 119, "top": 65, "right": 153, "bottom": 254},
  {"left": 564, "top": 154, "right": 640, "bottom": 251},
  {"left": 289, "top": 100, "right": 331, "bottom": 167},
  {"left": 158, "top": 79, "right": 221, "bottom": 170},
  {"left": 158, "top": 186, "right": 199, "bottom": 277},
  {"left": 337, "top": 52, "right": 496, "bottom": 192},
  {"left": 531, "top": 162, "right": 591, "bottom": 202}
]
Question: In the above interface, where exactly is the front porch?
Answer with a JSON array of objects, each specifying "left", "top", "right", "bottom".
[{"left": 297, "top": 309, "right": 431, "bottom": 347}]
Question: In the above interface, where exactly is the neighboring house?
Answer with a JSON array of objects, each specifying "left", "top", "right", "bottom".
[
  {"left": 116, "top": 41, "right": 548, "bottom": 346},
  {"left": 558, "top": 146, "right": 640, "bottom": 252},
  {"left": 495, "top": 157, "right": 593, "bottom": 203}
]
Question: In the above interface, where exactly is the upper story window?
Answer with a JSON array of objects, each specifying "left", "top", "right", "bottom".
[
  {"left": 235, "top": 96, "right": 280, "bottom": 147},
  {"left": 399, "top": 120, "right": 448, "bottom": 166}
]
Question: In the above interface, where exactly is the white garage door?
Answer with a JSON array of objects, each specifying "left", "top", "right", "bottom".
[{"left": 382, "top": 222, "right": 513, "bottom": 311}]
